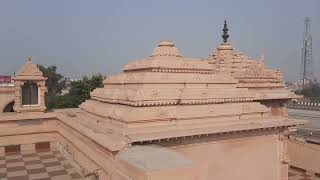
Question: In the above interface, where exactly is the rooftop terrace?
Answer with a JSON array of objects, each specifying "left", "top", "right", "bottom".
[{"left": 0, "top": 142, "right": 83, "bottom": 180}]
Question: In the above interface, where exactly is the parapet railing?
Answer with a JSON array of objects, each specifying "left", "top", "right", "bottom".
[{"left": 288, "top": 101, "right": 320, "bottom": 111}]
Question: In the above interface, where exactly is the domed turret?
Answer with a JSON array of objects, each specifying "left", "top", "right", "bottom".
[
  {"left": 13, "top": 57, "right": 47, "bottom": 112},
  {"left": 151, "top": 40, "right": 182, "bottom": 57}
]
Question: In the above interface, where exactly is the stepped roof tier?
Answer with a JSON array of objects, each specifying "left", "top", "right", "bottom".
[
  {"left": 13, "top": 57, "right": 47, "bottom": 81},
  {"left": 78, "top": 40, "right": 302, "bottom": 151},
  {"left": 208, "top": 43, "right": 296, "bottom": 100},
  {"left": 122, "top": 41, "right": 214, "bottom": 73}
]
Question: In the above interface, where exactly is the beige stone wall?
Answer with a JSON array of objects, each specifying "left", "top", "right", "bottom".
[
  {"left": 288, "top": 139, "right": 320, "bottom": 174},
  {"left": 0, "top": 87, "right": 14, "bottom": 113},
  {"left": 0, "top": 111, "right": 296, "bottom": 180},
  {"left": 172, "top": 135, "right": 282, "bottom": 180}
]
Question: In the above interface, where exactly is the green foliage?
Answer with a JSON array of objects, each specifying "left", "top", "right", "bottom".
[
  {"left": 38, "top": 65, "right": 104, "bottom": 109},
  {"left": 295, "top": 83, "right": 320, "bottom": 103},
  {"left": 66, "top": 74, "right": 104, "bottom": 107},
  {"left": 38, "top": 65, "right": 65, "bottom": 95},
  {"left": 47, "top": 74, "right": 103, "bottom": 109},
  {"left": 45, "top": 93, "right": 90, "bottom": 109}
]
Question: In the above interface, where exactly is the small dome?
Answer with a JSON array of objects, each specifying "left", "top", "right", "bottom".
[
  {"left": 151, "top": 40, "right": 182, "bottom": 57},
  {"left": 13, "top": 57, "right": 46, "bottom": 81}
]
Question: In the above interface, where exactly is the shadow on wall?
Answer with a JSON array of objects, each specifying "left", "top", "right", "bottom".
[{"left": 3, "top": 101, "right": 14, "bottom": 112}]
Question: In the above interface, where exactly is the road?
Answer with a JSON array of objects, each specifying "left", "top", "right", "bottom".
[{"left": 288, "top": 108, "right": 320, "bottom": 142}]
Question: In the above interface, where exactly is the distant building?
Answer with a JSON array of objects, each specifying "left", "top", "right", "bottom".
[
  {"left": 0, "top": 75, "right": 13, "bottom": 86},
  {"left": 285, "top": 81, "right": 299, "bottom": 92}
]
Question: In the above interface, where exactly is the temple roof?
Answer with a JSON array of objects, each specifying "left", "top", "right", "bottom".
[
  {"left": 207, "top": 43, "right": 297, "bottom": 100},
  {"left": 79, "top": 40, "right": 298, "bottom": 132},
  {"left": 77, "top": 26, "right": 302, "bottom": 147},
  {"left": 85, "top": 41, "right": 253, "bottom": 109},
  {"left": 208, "top": 43, "right": 282, "bottom": 80},
  {"left": 122, "top": 41, "right": 213, "bottom": 73},
  {"left": 14, "top": 57, "right": 47, "bottom": 81},
  {"left": 208, "top": 21, "right": 285, "bottom": 88},
  {"left": 150, "top": 41, "right": 183, "bottom": 57}
]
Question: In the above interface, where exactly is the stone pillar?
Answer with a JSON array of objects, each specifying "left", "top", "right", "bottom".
[
  {"left": 37, "top": 81, "right": 47, "bottom": 111},
  {"left": 281, "top": 102, "right": 288, "bottom": 117},
  {"left": 13, "top": 81, "right": 24, "bottom": 112},
  {"left": 279, "top": 132, "right": 289, "bottom": 180}
]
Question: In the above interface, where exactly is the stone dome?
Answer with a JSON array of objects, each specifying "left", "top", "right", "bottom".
[
  {"left": 14, "top": 57, "right": 46, "bottom": 81},
  {"left": 151, "top": 40, "right": 183, "bottom": 57}
]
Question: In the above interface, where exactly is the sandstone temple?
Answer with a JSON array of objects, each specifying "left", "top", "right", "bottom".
[{"left": 0, "top": 22, "right": 308, "bottom": 180}]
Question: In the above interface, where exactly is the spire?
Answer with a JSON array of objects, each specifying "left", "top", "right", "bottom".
[
  {"left": 222, "top": 20, "right": 229, "bottom": 43},
  {"left": 259, "top": 53, "right": 265, "bottom": 64}
]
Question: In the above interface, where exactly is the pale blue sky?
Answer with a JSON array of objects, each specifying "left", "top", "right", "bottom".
[{"left": 0, "top": 0, "right": 319, "bottom": 81}]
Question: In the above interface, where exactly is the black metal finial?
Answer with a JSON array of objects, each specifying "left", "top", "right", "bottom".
[{"left": 222, "top": 20, "right": 229, "bottom": 43}]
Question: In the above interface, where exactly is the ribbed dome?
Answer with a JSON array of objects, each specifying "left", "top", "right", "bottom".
[{"left": 151, "top": 41, "right": 182, "bottom": 57}]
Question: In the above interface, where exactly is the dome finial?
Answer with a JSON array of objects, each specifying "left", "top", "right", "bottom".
[
  {"left": 27, "top": 56, "right": 32, "bottom": 62},
  {"left": 222, "top": 20, "right": 229, "bottom": 43}
]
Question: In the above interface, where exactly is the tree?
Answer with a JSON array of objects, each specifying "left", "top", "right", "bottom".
[
  {"left": 38, "top": 64, "right": 104, "bottom": 109},
  {"left": 295, "top": 82, "right": 320, "bottom": 102},
  {"left": 38, "top": 65, "right": 66, "bottom": 95},
  {"left": 38, "top": 65, "right": 66, "bottom": 109},
  {"left": 67, "top": 74, "right": 104, "bottom": 107}
]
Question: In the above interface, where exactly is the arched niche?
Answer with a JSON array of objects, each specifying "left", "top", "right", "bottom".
[{"left": 3, "top": 101, "right": 14, "bottom": 112}]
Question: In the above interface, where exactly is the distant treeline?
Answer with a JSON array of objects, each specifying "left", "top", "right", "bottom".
[
  {"left": 295, "top": 82, "right": 320, "bottom": 103},
  {"left": 38, "top": 65, "right": 103, "bottom": 109}
]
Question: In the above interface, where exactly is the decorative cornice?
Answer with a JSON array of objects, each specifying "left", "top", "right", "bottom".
[
  {"left": 132, "top": 127, "right": 284, "bottom": 146},
  {"left": 90, "top": 96, "right": 254, "bottom": 107},
  {"left": 149, "top": 68, "right": 214, "bottom": 74}
]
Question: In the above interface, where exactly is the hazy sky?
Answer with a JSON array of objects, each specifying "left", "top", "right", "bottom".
[{"left": 0, "top": 0, "right": 319, "bottom": 81}]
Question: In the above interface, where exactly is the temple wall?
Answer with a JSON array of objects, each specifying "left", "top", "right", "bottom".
[
  {"left": 260, "top": 100, "right": 288, "bottom": 117},
  {"left": 0, "top": 110, "right": 295, "bottom": 180},
  {"left": 0, "top": 86, "right": 14, "bottom": 112},
  {"left": 0, "top": 116, "right": 112, "bottom": 179},
  {"left": 171, "top": 134, "right": 282, "bottom": 180},
  {"left": 288, "top": 139, "right": 320, "bottom": 174},
  {"left": 0, "top": 115, "right": 148, "bottom": 180},
  {"left": 0, "top": 112, "right": 297, "bottom": 180}
]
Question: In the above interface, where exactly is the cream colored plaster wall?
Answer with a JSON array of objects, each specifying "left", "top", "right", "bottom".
[
  {"left": 288, "top": 139, "right": 320, "bottom": 173},
  {"left": 146, "top": 165, "right": 203, "bottom": 180},
  {"left": 0, "top": 93, "right": 14, "bottom": 112},
  {"left": 172, "top": 135, "right": 281, "bottom": 180}
]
